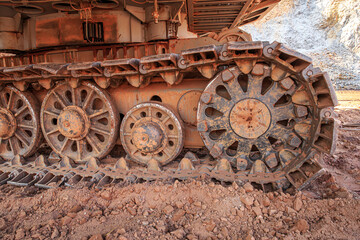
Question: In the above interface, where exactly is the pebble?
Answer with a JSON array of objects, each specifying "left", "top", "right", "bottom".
[
  {"left": 51, "top": 228, "right": 59, "bottom": 239},
  {"left": 163, "top": 205, "right": 174, "bottom": 215},
  {"left": 243, "top": 183, "right": 254, "bottom": 192},
  {"left": 252, "top": 206, "right": 262, "bottom": 216},
  {"left": 127, "top": 207, "right": 137, "bottom": 216},
  {"left": 172, "top": 209, "right": 186, "bottom": 222},
  {"left": 117, "top": 228, "right": 126, "bottom": 235},
  {"left": 69, "top": 204, "right": 83, "bottom": 213},
  {"left": 204, "top": 221, "right": 216, "bottom": 232},
  {"left": 293, "top": 198, "right": 303, "bottom": 212},
  {"left": 0, "top": 218, "right": 6, "bottom": 230},
  {"left": 292, "top": 219, "right": 309, "bottom": 233},
  {"left": 89, "top": 234, "right": 103, "bottom": 240},
  {"left": 171, "top": 228, "right": 186, "bottom": 238},
  {"left": 15, "top": 228, "right": 25, "bottom": 240},
  {"left": 262, "top": 197, "right": 271, "bottom": 207},
  {"left": 240, "top": 196, "right": 254, "bottom": 206},
  {"left": 61, "top": 216, "right": 72, "bottom": 226},
  {"left": 100, "top": 191, "right": 112, "bottom": 200}
]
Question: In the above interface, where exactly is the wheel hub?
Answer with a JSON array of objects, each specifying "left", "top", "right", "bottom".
[
  {"left": 230, "top": 99, "right": 271, "bottom": 139},
  {"left": 131, "top": 121, "right": 164, "bottom": 153},
  {"left": 0, "top": 109, "right": 17, "bottom": 139},
  {"left": 58, "top": 106, "right": 90, "bottom": 140}
]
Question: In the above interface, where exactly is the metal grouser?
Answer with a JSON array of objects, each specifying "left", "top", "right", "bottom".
[{"left": 0, "top": 0, "right": 338, "bottom": 191}]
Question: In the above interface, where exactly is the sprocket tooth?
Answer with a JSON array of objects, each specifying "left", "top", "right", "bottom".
[
  {"left": 249, "top": 160, "right": 269, "bottom": 174},
  {"left": 11, "top": 155, "right": 25, "bottom": 166},
  {"left": 59, "top": 156, "right": 75, "bottom": 168},
  {"left": 147, "top": 159, "right": 161, "bottom": 171},
  {"left": 35, "top": 155, "right": 49, "bottom": 167},
  {"left": 115, "top": 157, "right": 129, "bottom": 171},
  {"left": 86, "top": 157, "right": 100, "bottom": 170},
  {"left": 234, "top": 59, "right": 256, "bottom": 74},
  {"left": 196, "top": 65, "right": 217, "bottom": 79},
  {"left": 178, "top": 158, "right": 195, "bottom": 170},
  {"left": 214, "top": 159, "right": 233, "bottom": 173},
  {"left": 184, "top": 151, "right": 199, "bottom": 164}
]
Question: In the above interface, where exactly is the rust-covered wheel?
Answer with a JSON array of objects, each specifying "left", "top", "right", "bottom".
[
  {"left": 0, "top": 86, "right": 41, "bottom": 160},
  {"left": 40, "top": 81, "right": 119, "bottom": 163},
  {"left": 197, "top": 63, "right": 335, "bottom": 178},
  {"left": 120, "top": 102, "right": 184, "bottom": 166}
]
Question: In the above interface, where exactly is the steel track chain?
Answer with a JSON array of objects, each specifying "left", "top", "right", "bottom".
[{"left": 0, "top": 41, "right": 338, "bottom": 191}]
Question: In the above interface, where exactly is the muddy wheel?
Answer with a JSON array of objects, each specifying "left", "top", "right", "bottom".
[
  {"left": 40, "top": 81, "right": 119, "bottom": 163},
  {"left": 197, "top": 63, "right": 326, "bottom": 175},
  {"left": 0, "top": 86, "right": 41, "bottom": 160},
  {"left": 120, "top": 102, "right": 184, "bottom": 166}
]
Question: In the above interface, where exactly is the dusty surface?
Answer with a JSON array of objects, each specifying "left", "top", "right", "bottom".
[
  {"left": 242, "top": 0, "right": 360, "bottom": 89},
  {"left": 0, "top": 106, "right": 359, "bottom": 240}
]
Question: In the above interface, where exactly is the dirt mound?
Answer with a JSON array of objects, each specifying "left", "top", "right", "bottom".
[
  {"left": 0, "top": 109, "right": 359, "bottom": 240},
  {"left": 0, "top": 179, "right": 359, "bottom": 240}
]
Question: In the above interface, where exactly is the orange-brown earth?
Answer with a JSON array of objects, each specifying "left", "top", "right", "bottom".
[{"left": 0, "top": 107, "right": 359, "bottom": 240}]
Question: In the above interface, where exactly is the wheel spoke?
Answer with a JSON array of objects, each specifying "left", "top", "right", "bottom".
[
  {"left": 59, "top": 138, "right": 70, "bottom": 153},
  {"left": 44, "top": 110, "right": 60, "bottom": 117},
  {"left": 255, "top": 135, "right": 274, "bottom": 155},
  {"left": 76, "top": 140, "right": 81, "bottom": 160},
  {"left": 224, "top": 78, "right": 246, "bottom": 100},
  {"left": 14, "top": 106, "right": 28, "bottom": 117},
  {"left": 89, "top": 109, "right": 109, "bottom": 119},
  {"left": 7, "top": 89, "right": 14, "bottom": 110},
  {"left": 86, "top": 135, "right": 100, "bottom": 153},
  {"left": 247, "top": 76, "right": 263, "bottom": 98},
  {"left": 14, "top": 132, "right": 29, "bottom": 147},
  {"left": 273, "top": 104, "right": 295, "bottom": 121},
  {"left": 82, "top": 89, "right": 94, "bottom": 110},
  {"left": 71, "top": 87, "right": 76, "bottom": 106},
  {"left": 47, "top": 128, "right": 60, "bottom": 135},
  {"left": 208, "top": 94, "right": 231, "bottom": 114},
  {"left": 268, "top": 124, "right": 293, "bottom": 139},
  {"left": 53, "top": 91, "right": 67, "bottom": 109},
  {"left": 205, "top": 116, "right": 230, "bottom": 130},
  {"left": 263, "top": 82, "right": 286, "bottom": 104},
  {"left": 90, "top": 126, "right": 110, "bottom": 135}
]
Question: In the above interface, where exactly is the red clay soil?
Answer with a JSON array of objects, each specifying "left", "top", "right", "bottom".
[{"left": 0, "top": 108, "right": 359, "bottom": 240}]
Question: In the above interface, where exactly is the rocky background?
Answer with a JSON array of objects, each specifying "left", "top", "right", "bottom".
[{"left": 242, "top": 0, "right": 360, "bottom": 89}]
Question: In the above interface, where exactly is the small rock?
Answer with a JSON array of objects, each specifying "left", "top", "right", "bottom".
[
  {"left": 51, "top": 228, "right": 59, "bottom": 239},
  {"left": 67, "top": 212, "right": 77, "bottom": 218},
  {"left": 286, "top": 206, "right": 296, "bottom": 214},
  {"left": 292, "top": 219, "right": 309, "bottom": 233},
  {"left": 15, "top": 228, "right": 25, "bottom": 240},
  {"left": 252, "top": 206, "right": 262, "bottom": 216},
  {"left": 187, "top": 234, "right": 198, "bottom": 240},
  {"left": 240, "top": 196, "right": 254, "bottom": 206},
  {"left": 118, "top": 237, "right": 128, "bottom": 240},
  {"left": 293, "top": 198, "right": 303, "bottom": 212},
  {"left": 0, "top": 218, "right": 6, "bottom": 230},
  {"left": 127, "top": 207, "right": 137, "bottom": 216},
  {"left": 243, "top": 182, "right": 254, "bottom": 192},
  {"left": 262, "top": 197, "right": 271, "bottom": 207},
  {"left": 193, "top": 201, "right": 202, "bottom": 207},
  {"left": 163, "top": 205, "right": 174, "bottom": 215},
  {"left": 18, "top": 210, "right": 26, "bottom": 218},
  {"left": 175, "top": 201, "right": 184, "bottom": 209},
  {"left": 89, "top": 234, "right": 103, "bottom": 240},
  {"left": 117, "top": 228, "right": 126, "bottom": 235},
  {"left": 172, "top": 209, "right": 186, "bottom": 222},
  {"left": 100, "top": 191, "right": 112, "bottom": 200},
  {"left": 171, "top": 228, "right": 186, "bottom": 238},
  {"left": 204, "top": 221, "right": 216, "bottom": 232},
  {"left": 61, "top": 216, "right": 72, "bottom": 226},
  {"left": 69, "top": 204, "right": 83, "bottom": 213}
]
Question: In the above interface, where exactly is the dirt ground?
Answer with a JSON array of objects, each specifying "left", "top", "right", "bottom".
[{"left": 0, "top": 106, "right": 359, "bottom": 240}]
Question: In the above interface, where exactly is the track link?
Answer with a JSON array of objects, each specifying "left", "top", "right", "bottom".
[{"left": 0, "top": 41, "right": 338, "bottom": 191}]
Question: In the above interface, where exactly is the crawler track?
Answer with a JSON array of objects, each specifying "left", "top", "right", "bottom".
[{"left": 0, "top": 41, "right": 338, "bottom": 191}]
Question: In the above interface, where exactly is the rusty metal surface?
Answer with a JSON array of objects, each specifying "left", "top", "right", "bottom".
[
  {"left": 0, "top": 86, "right": 41, "bottom": 160},
  {"left": 120, "top": 102, "right": 185, "bottom": 166},
  {"left": 40, "top": 81, "right": 119, "bottom": 163},
  {"left": 0, "top": 40, "right": 338, "bottom": 190}
]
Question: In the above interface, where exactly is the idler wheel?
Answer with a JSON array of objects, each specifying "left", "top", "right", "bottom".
[
  {"left": 0, "top": 86, "right": 41, "bottom": 160},
  {"left": 120, "top": 102, "right": 184, "bottom": 166},
  {"left": 40, "top": 81, "right": 119, "bottom": 163}
]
